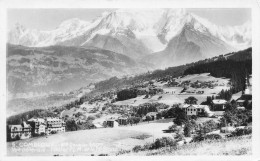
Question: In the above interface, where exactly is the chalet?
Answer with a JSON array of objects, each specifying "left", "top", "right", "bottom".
[
  {"left": 212, "top": 99, "right": 227, "bottom": 111},
  {"left": 106, "top": 119, "right": 119, "bottom": 128},
  {"left": 118, "top": 117, "right": 128, "bottom": 125},
  {"left": 7, "top": 122, "right": 32, "bottom": 141},
  {"left": 146, "top": 112, "right": 158, "bottom": 120}
]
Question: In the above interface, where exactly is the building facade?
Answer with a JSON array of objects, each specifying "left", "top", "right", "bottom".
[
  {"left": 181, "top": 104, "right": 212, "bottom": 117},
  {"left": 7, "top": 122, "right": 32, "bottom": 141},
  {"left": 27, "top": 118, "right": 46, "bottom": 136},
  {"left": 212, "top": 99, "right": 227, "bottom": 111},
  {"left": 106, "top": 119, "right": 119, "bottom": 128},
  {"left": 45, "top": 117, "right": 66, "bottom": 135}
]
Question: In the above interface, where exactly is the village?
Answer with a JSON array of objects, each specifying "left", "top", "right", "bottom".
[{"left": 7, "top": 73, "right": 252, "bottom": 155}]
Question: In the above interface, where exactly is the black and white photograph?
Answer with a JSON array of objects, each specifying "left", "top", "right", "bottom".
[{"left": 0, "top": 0, "right": 260, "bottom": 160}]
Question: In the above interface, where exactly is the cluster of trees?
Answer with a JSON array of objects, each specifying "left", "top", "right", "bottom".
[
  {"left": 128, "top": 117, "right": 141, "bottom": 125},
  {"left": 184, "top": 96, "right": 198, "bottom": 105},
  {"left": 117, "top": 89, "right": 137, "bottom": 101},
  {"left": 134, "top": 103, "right": 168, "bottom": 116},
  {"left": 220, "top": 107, "right": 252, "bottom": 127},
  {"left": 216, "top": 89, "right": 233, "bottom": 101},
  {"left": 65, "top": 118, "right": 93, "bottom": 131}
]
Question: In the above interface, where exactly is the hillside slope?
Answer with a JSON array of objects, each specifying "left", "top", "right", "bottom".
[
  {"left": 124, "top": 135, "right": 252, "bottom": 156},
  {"left": 7, "top": 44, "right": 151, "bottom": 98}
]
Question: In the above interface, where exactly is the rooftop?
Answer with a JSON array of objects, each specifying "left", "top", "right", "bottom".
[{"left": 213, "top": 99, "right": 227, "bottom": 104}]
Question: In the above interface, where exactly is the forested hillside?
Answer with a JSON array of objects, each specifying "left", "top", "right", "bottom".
[{"left": 184, "top": 48, "right": 252, "bottom": 93}]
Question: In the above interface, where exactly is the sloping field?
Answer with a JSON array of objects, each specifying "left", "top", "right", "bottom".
[
  {"left": 7, "top": 119, "right": 173, "bottom": 156},
  {"left": 125, "top": 135, "right": 252, "bottom": 156},
  {"left": 114, "top": 73, "right": 230, "bottom": 106}
]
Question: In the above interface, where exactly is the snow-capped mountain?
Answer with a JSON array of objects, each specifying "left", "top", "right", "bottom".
[{"left": 8, "top": 9, "right": 251, "bottom": 61}]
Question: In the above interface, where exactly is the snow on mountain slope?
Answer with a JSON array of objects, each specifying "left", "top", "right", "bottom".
[{"left": 8, "top": 9, "right": 251, "bottom": 60}]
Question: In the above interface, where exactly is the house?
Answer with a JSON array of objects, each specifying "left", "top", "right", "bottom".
[
  {"left": 45, "top": 117, "right": 66, "bottom": 135},
  {"left": 181, "top": 104, "right": 212, "bottom": 117},
  {"left": 118, "top": 117, "right": 128, "bottom": 125},
  {"left": 27, "top": 118, "right": 46, "bottom": 136},
  {"left": 106, "top": 119, "right": 119, "bottom": 128},
  {"left": 212, "top": 99, "right": 227, "bottom": 111},
  {"left": 7, "top": 122, "right": 32, "bottom": 141},
  {"left": 146, "top": 112, "right": 158, "bottom": 120},
  {"left": 92, "top": 123, "right": 103, "bottom": 129}
]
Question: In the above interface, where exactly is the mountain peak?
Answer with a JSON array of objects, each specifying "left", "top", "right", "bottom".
[
  {"left": 13, "top": 23, "right": 26, "bottom": 33},
  {"left": 8, "top": 9, "right": 251, "bottom": 52},
  {"left": 58, "top": 18, "right": 90, "bottom": 29}
]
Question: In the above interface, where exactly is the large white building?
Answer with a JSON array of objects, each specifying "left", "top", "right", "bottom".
[
  {"left": 27, "top": 117, "right": 66, "bottom": 135},
  {"left": 27, "top": 118, "right": 46, "bottom": 136},
  {"left": 181, "top": 104, "right": 213, "bottom": 117},
  {"left": 45, "top": 117, "right": 66, "bottom": 135}
]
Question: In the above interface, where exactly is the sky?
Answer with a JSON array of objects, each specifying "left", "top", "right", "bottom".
[{"left": 7, "top": 8, "right": 251, "bottom": 30}]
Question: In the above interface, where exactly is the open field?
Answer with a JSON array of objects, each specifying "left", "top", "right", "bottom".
[{"left": 7, "top": 119, "right": 173, "bottom": 156}]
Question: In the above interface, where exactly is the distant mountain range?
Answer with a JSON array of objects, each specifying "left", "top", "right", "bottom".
[{"left": 7, "top": 9, "right": 251, "bottom": 97}]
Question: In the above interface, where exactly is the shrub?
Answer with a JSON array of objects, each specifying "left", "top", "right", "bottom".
[
  {"left": 191, "top": 115, "right": 197, "bottom": 120},
  {"left": 50, "top": 130, "right": 57, "bottom": 134},
  {"left": 87, "top": 115, "right": 95, "bottom": 121},
  {"left": 184, "top": 122, "right": 192, "bottom": 137},
  {"left": 205, "top": 134, "right": 222, "bottom": 140},
  {"left": 116, "top": 149, "right": 131, "bottom": 155},
  {"left": 98, "top": 154, "right": 108, "bottom": 156},
  {"left": 133, "top": 145, "right": 142, "bottom": 152},
  {"left": 95, "top": 113, "right": 102, "bottom": 118},
  {"left": 231, "top": 127, "right": 252, "bottom": 137},
  {"left": 192, "top": 133, "right": 205, "bottom": 142},
  {"left": 193, "top": 133, "right": 222, "bottom": 142},
  {"left": 150, "top": 137, "right": 176, "bottom": 149}
]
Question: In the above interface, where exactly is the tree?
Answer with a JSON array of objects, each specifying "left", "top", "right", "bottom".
[
  {"left": 146, "top": 115, "right": 152, "bottom": 122},
  {"left": 173, "top": 108, "right": 188, "bottom": 126},
  {"left": 184, "top": 96, "right": 198, "bottom": 105},
  {"left": 202, "top": 120, "right": 218, "bottom": 134},
  {"left": 174, "top": 128, "right": 184, "bottom": 141},
  {"left": 217, "top": 89, "right": 232, "bottom": 101},
  {"left": 65, "top": 119, "right": 78, "bottom": 131},
  {"left": 184, "top": 122, "right": 192, "bottom": 137},
  {"left": 156, "top": 113, "right": 162, "bottom": 120},
  {"left": 225, "top": 102, "right": 236, "bottom": 111},
  {"left": 243, "top": 100, "right": 249, "bottom": 108},
  {"left": 246, "top": 102, "right": 252, "bottom": 110}
]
